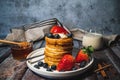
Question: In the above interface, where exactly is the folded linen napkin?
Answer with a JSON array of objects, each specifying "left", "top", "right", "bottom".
[
  {"left": 4, "top": 18, "right": 120, "bottom": 46},
  {"left": 5, "top": 18, "right": 57, "bottom": 42}
]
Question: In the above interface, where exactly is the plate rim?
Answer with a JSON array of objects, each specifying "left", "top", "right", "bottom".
[{"left": 26, "top": 47, "right": 94, "bottom": 78}]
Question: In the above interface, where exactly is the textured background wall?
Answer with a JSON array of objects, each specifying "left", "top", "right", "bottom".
[{"left": 0, "top": 0, "right": 120, "bottom": 39}]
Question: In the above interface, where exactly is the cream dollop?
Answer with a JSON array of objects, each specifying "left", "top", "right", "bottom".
[{"left": 58, "top": 33, "right": 68, "bottom": 38}]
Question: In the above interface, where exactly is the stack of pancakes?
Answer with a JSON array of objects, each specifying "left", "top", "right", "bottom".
[{"left": 44, "top": 37, "right": 73, "bottom": 66}]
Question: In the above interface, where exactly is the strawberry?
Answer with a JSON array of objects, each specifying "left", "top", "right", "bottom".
[
  {"left": 57, "top": 54, "right": 75, "bottom": 71},
  {"left": 75, "top": 49, "right": 89, "bottom": 63},
  {"left": 50, "top": 25, "right": 69, "bottom": 34},
  {"left": 75, "top": 46, "right": 94, "bottom": 63}
]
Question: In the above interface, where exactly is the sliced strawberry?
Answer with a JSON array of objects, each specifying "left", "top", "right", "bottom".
[
  {"left": 75, "top": 49, "right": 89, "bottom": 63},
  {"left": 50, "top": 25, "right": 69, "bottom": 34},
  {"left": 57, "top": 54, "right": 75, "bottom": 71}
]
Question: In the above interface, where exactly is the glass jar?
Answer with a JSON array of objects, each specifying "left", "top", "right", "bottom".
[{"left": 11, "top": 42, "right": 33, "bottom": 60}]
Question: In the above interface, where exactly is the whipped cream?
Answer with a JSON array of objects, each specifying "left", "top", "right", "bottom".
[{"left": 58, "top": 33, "right": 68, "bottom": 38}]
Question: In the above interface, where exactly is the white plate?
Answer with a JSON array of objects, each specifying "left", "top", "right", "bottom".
[{"left": 26, "top": 48, "right": 94, "bottom": 79}]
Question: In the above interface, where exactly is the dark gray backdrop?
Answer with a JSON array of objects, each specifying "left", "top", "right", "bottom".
[{"left": 0, "top": 0, "right": 120, "bottom": 38}]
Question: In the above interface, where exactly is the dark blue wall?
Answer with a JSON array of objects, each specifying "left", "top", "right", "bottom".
[{"left": 0, "top": 0, "right": 120, "bottom": 38}]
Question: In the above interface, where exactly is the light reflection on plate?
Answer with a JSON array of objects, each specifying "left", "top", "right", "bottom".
[{"left": 26, "top": 48, "right": 94, "bottom": 79}]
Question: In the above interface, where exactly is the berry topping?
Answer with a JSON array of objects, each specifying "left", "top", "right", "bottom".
[
  {"left": 54, "top": 34, "right": 60, "bottom": 39},
  {"left": 79, "top": 61, "right": 87, "bottom": 68},
  {"left": 57, "top": 54, "right": 75, "bottom": 71},
  {"left": 46, "top": 33, "right": 54, "bottom": 38},
  {"left": 43, "top": 63, "right": 48, "bottom": 68},
  {"left": 51, "top": 65, "right": 57, "bottom": 70},
  {"left": 50, "top": 25, "right": 69, "bottom": 34},
  {"left": 46, "top": 68, "right": 52, "bottom": 72},
  {"left": 72, "top": 66, "right": 78, "bottom": 70},
  {"left": 34, "top": 64, "right": 40, "bottom": 69},
  {"left": 67, "top": 33, "right": 73, "bottom": 38},
  {"left": 38, "top": 61, "right": 43, "bottom": 67}
]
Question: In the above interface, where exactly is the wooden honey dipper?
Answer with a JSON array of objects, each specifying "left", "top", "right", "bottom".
[{"left": 0, "top": 39, "right": 30, "bottom": 48}]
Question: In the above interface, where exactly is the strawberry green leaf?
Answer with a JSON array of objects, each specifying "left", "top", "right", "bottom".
[
  {"left": 82, "top": 48, "right": 87, "bottom": 53},
  {"left": 86, "top": 46, "right": 94, "bottom": 56},
  {"left": 88, "top": 46, "right": 94, "bottom": 53}
]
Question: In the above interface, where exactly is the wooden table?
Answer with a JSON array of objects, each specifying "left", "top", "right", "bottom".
[{"left": 0, "top": 39, "right": 120, "bottom": 80}]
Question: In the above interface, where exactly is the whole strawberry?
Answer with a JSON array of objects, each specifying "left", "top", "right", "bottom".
[
  {"left": 75, "top": 50, "right": 89, "bottom": 63},
  {"left": 75, "top": 46, "right": 94, "bottom": 63},
  {"left": 57, "top": 54, "right": 75, "bottom": 71},
  {"left": 50, "top": 25, "right": 69, "bottom": 34}
]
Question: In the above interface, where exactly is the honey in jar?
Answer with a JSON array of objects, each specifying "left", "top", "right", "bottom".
[{"left": 11, "top": 42, "right": 33, "bottom": 60}]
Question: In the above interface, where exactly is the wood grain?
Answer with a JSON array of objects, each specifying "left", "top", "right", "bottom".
[
  {"left": 0, "top": 55, "right": 22, "bottom": 80},
  {"left": 0, "top": 40, "right": 120, "bottom": 80}
]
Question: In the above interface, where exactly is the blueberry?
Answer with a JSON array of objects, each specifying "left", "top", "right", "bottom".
[
  {"left": 67, "top": 33, "right": 73, "bottom": 38},
  {"left": 38, "top": 61, "right": 43, "bottom": 67},
  {"left": 43, "top": 63, "right": 48, "bottom": 68},
  {"left": 79, "top": 61, "right": 87, "bottom": 68},
  {"left": 34, "top": 64, "right": 40, "bottom": 69},
  {"left": 46, "top": 68, "right": 52, "bottom": 72},
  {"left": 51, "top": 65, "right": 56, "bottom": 70},
  {"left": 46, "top": 33, "right": 54, "bottom": 38},
  {"left": 54, "top": 34, "right": 60, "bottom": 39},
  {"left": 72, "top": 67, "right": 77, "bottom": 70}
]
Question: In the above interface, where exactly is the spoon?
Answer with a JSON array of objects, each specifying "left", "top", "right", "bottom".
[{"left": 0, "top": 39, "right": 30, "bottom": 47}]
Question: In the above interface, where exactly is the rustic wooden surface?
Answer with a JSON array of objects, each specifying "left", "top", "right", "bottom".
[{"left": 0, "top": 39, "right": 120, "bottom": 80}]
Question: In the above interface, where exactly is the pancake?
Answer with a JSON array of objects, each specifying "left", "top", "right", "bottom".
[
  {"left": 44, "top": 56, "right": 61, "bottom": 62},
  {"left": 45, "top": 46, "right": 72, "bottom": 53},
  {"left": 45, "top": 37, "right": 73, "bottom": 45},
  {"left": 44, "top": 50, "right": 66, "bottom": 58},
  {"left": 45, "top": 44, "right": 73, "bottom": 51},
  {"left": 44, "top": 36, "right": 73, "bottom": 66}
]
